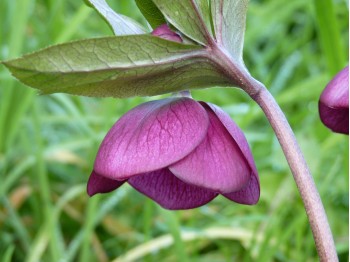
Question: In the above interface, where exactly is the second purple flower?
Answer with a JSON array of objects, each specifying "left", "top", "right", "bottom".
[{"left": 87, "top": 97, "right": 260, "bottom": 210}]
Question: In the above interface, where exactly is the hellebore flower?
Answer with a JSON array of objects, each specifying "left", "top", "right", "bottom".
[
  {"left": 87, "top": 97, "right": 260, "bottom": 210},
  {"left": 319, "top": 66, "right": 349, "bottom": 134}
]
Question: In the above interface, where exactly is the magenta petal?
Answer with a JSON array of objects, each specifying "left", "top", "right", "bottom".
[
  {"left": 128, "top": 169, "right": 217, "bottom": 210},
  {"left": 205, "top": 102, "right": 260, "bottom": 201},
  {"left": 169, "top": 104, "right": 251, "bottom": 194},
  {"left": 94, "top": 98, "right": 209, "bottom": 179},
  {"left": 87, "top": 171, "right": 125, "bottom": 196},
  {"left": 205, "top": 103, "right": 259, "bottom": 176},
  {"left": 223, "top": 174, "right": 260, "bottom": 205},
  {"left": 319, "top": 66, "right": 349, "bottom": 134}
]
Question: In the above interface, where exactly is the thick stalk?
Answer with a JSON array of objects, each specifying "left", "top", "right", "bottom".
[
  {"left": 250, "top": 86, "right": 338, "bottom": 262},
  {"left": 210, "top": 44, "right": 338, "bottom": 261}
]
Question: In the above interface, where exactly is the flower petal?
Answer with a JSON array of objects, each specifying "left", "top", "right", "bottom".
[
  {"left": 223, "top": 174, "right": 260, "bottom": 205},
  {"left": 320, "top": 66, "right": 349, "bottom": 108},
  {"left": 205, "top": 103, "right": 259, "bottom": 176},
  {"left": 319, "top": 66, "right": 349, "bottom": 134},
  {"left": 87, "top": 171, "right": 125, "bottom": 196},
  {"left": 319, "top": 102, "right": 349, "bottom": 134},
  {"left": 205, "top": 102, "right": 260, "bottom": 202},
  {"left": 170, "top": 103, "right": 251, "bottom": 194},
  {"left": 94, "top": 97, "right": 209, "bottom": 179},
  {"left": 128, "top": 168, "right": 217, "bottom": 210}
]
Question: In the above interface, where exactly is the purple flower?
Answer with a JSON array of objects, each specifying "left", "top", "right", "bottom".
[
  {"left": 87, "top": 97, "right": 260, "bottom": 210},
  {"left": 319, "top": 66, "right": 349, "bottom": 134}
]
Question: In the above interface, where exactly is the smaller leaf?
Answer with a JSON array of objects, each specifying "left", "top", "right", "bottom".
[
  {"left": 135, "top": 0, "right": 166, "bottom": 29},
  {"left": 195, "top": 0, "right": 214, "bottom": 37},
  {"left": 152, "top": 0, "right": 211, "bottom": 45},
  {"left": 212, "top": 0, "right": 248, "bottom": 62},
  {"left": 86, "top": 0, "right": 146, "bottom": 35}
]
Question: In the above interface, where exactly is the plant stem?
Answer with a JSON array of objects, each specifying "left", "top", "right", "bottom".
[
  {"left": 210, "top": 43, "right": 337, "bottom": 260},
  {"left": 250, "top": 85, "right": 338, "bottom": 262}
]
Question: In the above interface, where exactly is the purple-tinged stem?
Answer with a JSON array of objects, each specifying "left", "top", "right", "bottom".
[
  {"left": 209, "top": 44, "right": 338, "bottom": 261},
  {"left": 250, "top": 85, "right": 338, "bottom": 262}
]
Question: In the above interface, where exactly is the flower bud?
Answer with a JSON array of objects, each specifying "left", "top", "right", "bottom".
[
  {"left": 151, "top": 24, "right": 182, "bottom": 43},
  {"left": 319, "top": 66, "right": 349, "bottom": 134}
]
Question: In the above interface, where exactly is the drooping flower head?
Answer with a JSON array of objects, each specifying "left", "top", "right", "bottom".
[
  {"left": 319, "top": 66, "right": 349, "bottom": 134},
  {"left": 87, "top": 96, "right": 260, "bottom": 210}
]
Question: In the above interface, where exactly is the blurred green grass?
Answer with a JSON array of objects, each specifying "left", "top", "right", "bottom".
[{"left": 0, "top": 0, "right": 348, "bottom": 261}]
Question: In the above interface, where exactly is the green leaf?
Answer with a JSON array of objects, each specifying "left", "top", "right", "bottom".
[
  {"left": 83, "top": 0, "right": 93, "bottom": 8},
  {"left": 195, "top": 0, "right": 213, "bottom": 37},
  {"left": 152, "top": 0, "right": 211, "bottom": 45},
  {"left": 85, "top": 0, "right": 146, "bottom": 35},
  {"left": 135, "top": 0, "right": 166, "bottom": 29},
  {"left": 3, "top": 35, "right": 231, "bottom": 98},
  {"left": 2, "top": 246, "right": 15, "bottom": 262},
  {"left": 313, "top": 0, "right": 346, "bottom": 75},
  {"left": 212, "top": 0, "right": 248, "bottom": 62}
]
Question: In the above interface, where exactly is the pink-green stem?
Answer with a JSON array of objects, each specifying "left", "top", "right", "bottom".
[
  {"left": 250, "top": 85, "right": 338, "bottom": 262},
  {"left": 209, "top": 43, "right": 338, "bottom": 261}
]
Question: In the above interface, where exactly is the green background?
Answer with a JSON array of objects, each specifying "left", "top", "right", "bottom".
[{"left": 0, "top": 0, "right": 348, "bottom": 261}]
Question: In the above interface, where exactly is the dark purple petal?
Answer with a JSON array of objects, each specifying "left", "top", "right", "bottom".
[
  {"left": 87, "top": 171, "right": 125, "bottom": 196},
  {"left": 169, "top": 103, "right": 251, "bottom": 194},
  {"left": 319, "top": 103, "right": 348, "bottom": 134},
  {"left": 151, "top": 24, "right": 183, "bottom": 43},
  {"left": 94, "top": 97, "right": 209, "bottom": 180},
  {"left": 319, "top": 66, "right": 349, "bottom": 134},
  {"left": 128, "top": 168, "right": 218, "bottom": 210},
  {"left": 223, "top": 174, "right": 260, "bottom": 205},
  {"left": 205, "top": 102, "right": 260, "bottom": 203}
]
